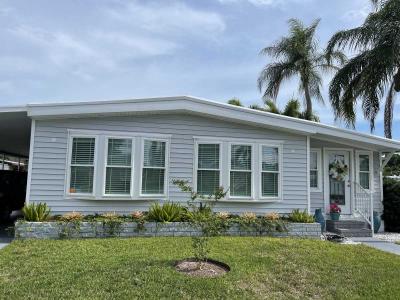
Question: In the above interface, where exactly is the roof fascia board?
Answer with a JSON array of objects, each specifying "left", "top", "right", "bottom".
[
  {"left": 27, "top": 97, "right": 318, "bottom": 135},
  {"left": 0, "top": 105, "right": 28, "bottom": 113},
  {"left": 23, "top": 95, "right": 400, "bottom": 150}
]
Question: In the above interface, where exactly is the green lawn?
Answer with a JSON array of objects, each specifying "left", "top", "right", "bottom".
[{"left": 1, "top": 237, "right": 400, "bottom": 299}]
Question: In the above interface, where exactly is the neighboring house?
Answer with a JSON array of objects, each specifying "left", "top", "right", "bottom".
[{"left": 0, "top": 96, "right": 399, "bottom": 229}]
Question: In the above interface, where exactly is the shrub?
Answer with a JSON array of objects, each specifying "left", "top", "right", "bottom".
[
  {"left": 383, "top": 178, "right": 400, "bottom": 232},
  {"left": 147, "top": 202, "right": 186, "bottom": 222},
  {"left": 237, "top": 212, "right": 287, "bottom": 234},
  {"left": 265, "top": 212, "right": 280, "bottom": 221},
  {"left": 22, "top": 203, "right": 50, "bottom": 221},
  {"left": 288, "top": 209, "right": 315, "bottom": 223},
  {"left": 131, "top": 211, "right": 146, "bottom": 232},
  {"left": 58, "top": 211, "right": 84, "bottom": 239},
  {"left": 101, "top": 212, "right": 123, "bottom": 236},
  {"left": 60, "top": 211, "right": 83, "bottom": 222}
]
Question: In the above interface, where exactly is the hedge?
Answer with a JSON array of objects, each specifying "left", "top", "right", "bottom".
[{"left": 383, "top": 178, "right": 400, "bottom": 232}]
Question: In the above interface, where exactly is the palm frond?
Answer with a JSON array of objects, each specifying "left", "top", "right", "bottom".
[
  {"left": 384, "top": 81, "right": 396, "bottom": 138},
  {"left": 282, "top": 99, "right": 301, "bottom": 117},
  {"left": 258, "top": 62, "right": 297, "bottom": 99}
]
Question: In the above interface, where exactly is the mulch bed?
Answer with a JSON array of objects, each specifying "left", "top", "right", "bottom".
[{"left": 175, "top": 258, "right": 230, "bottom": 278}]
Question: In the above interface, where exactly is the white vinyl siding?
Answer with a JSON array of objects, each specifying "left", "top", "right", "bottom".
[
  {"left": 196, "top": 143, "right": 221, "bottom": 195},
  {"left": 105, "top": 138, "right": 132, "bottom": 195},
  {"left": 230, "top": 144, "right": 252, "bottom": 197},
  {"left": 68, "top": 137, "right": 96, "bottom": 195},
  {"left": 261, "top": 145, "right": 280, "bottom": 198},
  {"left": 141, "top": 140, "right": 166, "bottom": 195},
  {"left": 30, "top": 114, "right": 309, "bottom": 215}
]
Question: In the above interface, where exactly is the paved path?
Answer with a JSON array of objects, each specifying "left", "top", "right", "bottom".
[
  {"left": 0, "top": 243, "right": 9, "bottom": 250},
  {"left": 351, "top": 237, "right": 400, "bottom": 255}
]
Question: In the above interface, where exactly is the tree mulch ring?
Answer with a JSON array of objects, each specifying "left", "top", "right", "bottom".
[{"left": 175, "top": 258, "right": 230, "bottom": 278}]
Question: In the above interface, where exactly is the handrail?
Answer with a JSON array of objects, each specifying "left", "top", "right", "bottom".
[{"left": 352, "top": 181, "right": 374, "bottom": 234}]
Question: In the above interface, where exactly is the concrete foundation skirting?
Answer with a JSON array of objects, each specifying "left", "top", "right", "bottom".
[{"left": 14, "top": 221, "right": 321, "bottom": 240}]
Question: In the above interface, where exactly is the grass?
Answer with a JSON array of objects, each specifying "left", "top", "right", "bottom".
[{"left": 1, "top": 237, "right": 400, "bottom": 299}]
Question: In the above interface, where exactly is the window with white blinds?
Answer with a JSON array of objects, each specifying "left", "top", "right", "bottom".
[
  {"left": 105, "top": 138, "right": 132, "bottom": 195},
  {"left": 358, "top": 154, "right": 371, "bottom": 190},
  {"left": 261, "top": 145, "right": 280, "bottom": 197},
  {"left": 310, "top": 150, "right": 320, "bottom": 189},
  {"left": 230, "top": 144, "right": 252, "bottom": 197},
  {"left": 197, "top": 143, "right": 220, "bottom": 195},
  {"left": 69, "top": 137, "right": 96, "bottom": 194},
  {"left": 141, "top": 140, "right": 166, "bottom": 195}
]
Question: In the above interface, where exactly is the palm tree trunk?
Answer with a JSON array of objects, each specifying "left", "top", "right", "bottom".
[{"left": 304, "top": 82, "right": 313, "bottom": 121}]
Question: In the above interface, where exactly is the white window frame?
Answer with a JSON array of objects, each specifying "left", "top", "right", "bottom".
[
  {"left": 310, "top": 148, "right": 322, "bottom": 192},
  {"left": 65, "top": 129, "right": 171, "bottom": 200},
  {"left": 228, "top": 142, "right": 254, "bottom": 200},
  {"left": 139, "top": 137, "right": 169, "bottom": 197},
  {"left": 355, "top": 150, "right": 373, "bottom": 192},
  {"left": 193, "top": 139, "right": 222, "bottom": 196},
  {"left": 103, "top": 136, "right": 135, "bottom": 197},
  {"left": 259, "top": 143, "right": 283, "bottom": 200},
  {"left": 65, "top": 133, "right": 98, "bottom": 198}
]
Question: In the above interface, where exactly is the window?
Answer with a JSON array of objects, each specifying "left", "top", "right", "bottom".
[
  {"left": 69, "top": 137, "right": 96, "bottom": 194},
  {"left": 230, "top": 144, "right": 252, "bottom": 197},
  {"left": 358, "top": 153, "right": 371, "bottom": 190},
  {"left": 105, "top": 138, "right": 132, "bottom": 195},
  {"left": 310, "top": 150, "right": 321, "bottom": 190},
  {"left": 141, "top": 140, "right": 166, "bottom": 195},
  {"left": 197, "top": 143, "right": 220, "bottom": 195},
  {"left": 261, "top": 146, "right": 280, "bottom": 198}
]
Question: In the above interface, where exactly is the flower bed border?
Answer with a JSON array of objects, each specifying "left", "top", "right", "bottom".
[{"left": 15, "top": 221, "right": 321, "bottom": 239}]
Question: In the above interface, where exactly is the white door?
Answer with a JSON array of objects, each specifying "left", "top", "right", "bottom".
[{"left": 327, "top": 151, "right": 351, "bottom": 215}]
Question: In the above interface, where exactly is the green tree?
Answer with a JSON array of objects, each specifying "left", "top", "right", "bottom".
[
  {"left": 227, "top": 98, "right": 243, "bottom": 107},
  {"left": 327, "top": 0, "right": 400, "bottom": 138},
  {"left": 258, "top": 18, "right": 345, "bottom": 120},
  {"left": 383, "top": 154, "right": 400, "bottom": 176},
  {"left": 251, "top": 98, "right": 320, "bottom": 122}
]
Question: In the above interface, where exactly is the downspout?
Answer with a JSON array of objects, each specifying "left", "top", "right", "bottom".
[
  {"left": 307, "top": 136, "right": 311, "bottom": 214},
  {"left": 25, "top": 119, "right": 36, "bottom": 205}
]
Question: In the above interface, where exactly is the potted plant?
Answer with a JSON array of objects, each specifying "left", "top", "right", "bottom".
[{"left": 329, "top": 204, "right": 341, "bottom": 221}]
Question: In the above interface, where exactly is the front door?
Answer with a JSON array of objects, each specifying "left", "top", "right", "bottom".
[{"left": 327, "top": 151, "right": 351, "bottom": 215}]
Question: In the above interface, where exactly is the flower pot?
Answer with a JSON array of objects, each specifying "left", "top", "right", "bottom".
[
  {"left": 330, "top": 212, "right": 340, "bottom": 221},
  {"left": 373, "top": 211, "right": 381, "bottom": 233},
  {"left": 314, "top": 208, "right": 325, "bottom": 232}
]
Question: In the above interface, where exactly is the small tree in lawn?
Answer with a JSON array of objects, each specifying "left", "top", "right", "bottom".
[{"left": 173, "top": 179, "right": 229, "bottom": 266}]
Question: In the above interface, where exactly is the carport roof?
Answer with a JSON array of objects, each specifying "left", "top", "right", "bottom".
[{"left": 0, "top": 106, "right": 30, "bottom": 157}]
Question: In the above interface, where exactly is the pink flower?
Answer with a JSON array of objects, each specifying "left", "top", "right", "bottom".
[{"left": 329, "top": 204, "right": 341, "bottom": 213}]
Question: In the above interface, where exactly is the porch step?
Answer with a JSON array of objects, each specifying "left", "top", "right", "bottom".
[
  {"left": 334, "top": 228, "right": 373, "bottom": 238},
  {"left": 326, "top": 220, "right": 372, "bottom": 237}
]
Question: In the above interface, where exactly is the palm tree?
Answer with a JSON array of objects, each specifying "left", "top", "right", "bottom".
[
  {"left": 227, "top": 98, "right": 243, "bottom": 107},
  {"left": 258, "top": 18, "right": 346, "bottom": 120},
  {"left": 327, "top": 0, "right": 400, "bottom": 138},
  {"left": 251, "top": 98, "right": 320, "bottom": 122}
]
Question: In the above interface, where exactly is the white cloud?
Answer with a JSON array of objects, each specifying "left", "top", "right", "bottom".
[
  {"left": 217, "top": 0, "right": 313, "bottom": 7},
  {"left": 91, "top": 31, "right": 178, "bottom": 57},
  {"left": 341, "top": 0, "right": 372, "bottom": 23},
  {"left": 8, "top": 25, "right": 113, "bottom": 69},
  {"left": 103, "top": 1, "right": 226, "bottom": 38}
]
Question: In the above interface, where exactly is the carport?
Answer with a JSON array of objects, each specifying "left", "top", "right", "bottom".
[{"left": 0, "top": 106, "right": 31, "bottom": 224}]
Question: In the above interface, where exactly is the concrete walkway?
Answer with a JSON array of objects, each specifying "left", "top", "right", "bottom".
[
  {"left": 352, "top": 237, "right": 400, "bottom": 255},
  {"left": 0, "top": 243, "right": 9, "bottom": 250}
]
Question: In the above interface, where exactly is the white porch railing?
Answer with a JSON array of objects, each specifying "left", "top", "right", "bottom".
[{"left": 353, "top": 181, "right": 374, "bottom": 234}]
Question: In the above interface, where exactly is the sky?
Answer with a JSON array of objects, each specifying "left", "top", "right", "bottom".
[{"left": 0, "top": 0, "right": 398, "bottom": 139}]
